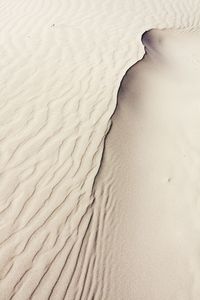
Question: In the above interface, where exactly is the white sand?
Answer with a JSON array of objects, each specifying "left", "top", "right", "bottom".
[
  {"left": 95, "top": 29, "right": 200, "bottom": 299},
  {"left": 0, "top": 1, "right": 200, "bottom": 299}
]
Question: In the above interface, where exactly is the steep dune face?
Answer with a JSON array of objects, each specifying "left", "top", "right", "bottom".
[
  {"left": 95, "top": 29, "right": 200, "bottom": 300},
  {"left": 0, "top": 0, "right": 200, "bottom": 299}
]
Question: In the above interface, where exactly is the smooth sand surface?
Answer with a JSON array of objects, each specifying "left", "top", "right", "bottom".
[
  {"left": 95, "top": 29, "right": 200, "bottom": 299},
  {"left": 1, "top": 1, "right": 200, "bottom": 299}
]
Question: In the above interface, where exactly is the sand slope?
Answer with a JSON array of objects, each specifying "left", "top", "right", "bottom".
[
  {"left": 95, "top": 29, "right": 200, "bottom": 299},
  {"left": 0, "top": 0, "right": 200, "bottom": 299}
]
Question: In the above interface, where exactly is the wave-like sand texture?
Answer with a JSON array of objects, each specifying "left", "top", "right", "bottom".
[{"left": 0, "top": 0, "right": 200, "bottom": 299}]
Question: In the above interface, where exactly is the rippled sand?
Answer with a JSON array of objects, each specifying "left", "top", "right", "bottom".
[{"left": 1, "top": 1, "right": 200, "bottom": 299}]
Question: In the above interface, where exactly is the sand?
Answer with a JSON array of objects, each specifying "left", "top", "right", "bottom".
[
  {"left": 95, "top": 29, "right": 200, "bottom": 299},
  {"left": 0, "top": 0, "right": 200, "bottom": 299}
]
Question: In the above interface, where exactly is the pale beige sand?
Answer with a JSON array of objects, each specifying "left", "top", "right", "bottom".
[
  {"left": 95, "top": 29, "right": 200, "bottom": 299},
  {"left": 0, "top": 0, "right": 200, "bottom": 299}
]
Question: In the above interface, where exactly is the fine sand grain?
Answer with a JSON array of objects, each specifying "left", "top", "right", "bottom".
[{"left": 0, "top": 0, "right": 200, "bottom": 299}]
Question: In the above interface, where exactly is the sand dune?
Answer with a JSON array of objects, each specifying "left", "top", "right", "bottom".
[
  {"left": 0, "top": 0, "right": 200, "bottom": 299},
  {"left": 95, "top": 29, "right": 200, "bottom": 299}
]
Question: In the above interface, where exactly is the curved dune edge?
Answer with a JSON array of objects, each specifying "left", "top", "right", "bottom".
[
  {"left": 94, "top": 29, "right": 200, "bottom": 299},
  {"left": 0, "top": 1, "right": 200, "bottom": 299}
]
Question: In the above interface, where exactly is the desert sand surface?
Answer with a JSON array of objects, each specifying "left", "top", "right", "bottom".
[
  {"left": 95, "top": 29, "right": 200, "bottom": 300},
  {"left": 1, "top": 0, "right": 200, "bottom": 299}
]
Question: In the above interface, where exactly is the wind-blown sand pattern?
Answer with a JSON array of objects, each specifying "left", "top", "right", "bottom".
[{"left": 1, "top": 0, "right": 200, "bottom": 299}]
